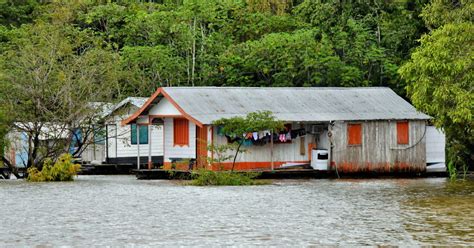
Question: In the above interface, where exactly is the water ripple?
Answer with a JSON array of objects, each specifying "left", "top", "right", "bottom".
[{"left": 1, "top": 176, "right": 473, "bottom": 246}]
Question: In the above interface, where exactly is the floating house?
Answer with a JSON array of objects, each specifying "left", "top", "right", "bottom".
[
  {"left": 103, "top": 97, "right": 164, "bottom": 166},
  {"left": 121, "top": 87, "right": 434, "bottom": 173},
  {"left": 4, "top": 123, "right": 68, "bottom": 167}
]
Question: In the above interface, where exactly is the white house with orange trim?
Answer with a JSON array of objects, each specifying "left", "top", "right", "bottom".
[
  {"left": 122, "top": 87, "right": 433, "bottom": 173},
  {"left": 102, "top": 97, "right": 164, "bottom": 166}
]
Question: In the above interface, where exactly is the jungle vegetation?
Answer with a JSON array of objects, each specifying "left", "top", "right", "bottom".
[{"left": 0, "top": 0, "right": 472, "bottom": 175}]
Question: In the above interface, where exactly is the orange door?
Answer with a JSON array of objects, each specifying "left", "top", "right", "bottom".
[{"left": 196, "top": 125, "right": 208, "bottom": 169}]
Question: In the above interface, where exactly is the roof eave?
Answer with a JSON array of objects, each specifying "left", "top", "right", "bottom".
[{"left": 121, "top": 88, "right": 203, "bottom": 127}]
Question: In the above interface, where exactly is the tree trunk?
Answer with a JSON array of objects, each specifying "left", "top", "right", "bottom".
[
  {"left": 2, "top": 156, "right": 22, "bottom": 179},
  {"left": 27, "top": 130, "right": 40, "bottom": 168},
  {"left": 231, "top": 140, "right": 243, "bottom": 172},
  {"left": 191, "top": 17, "right": 196, "bottom": 86}
]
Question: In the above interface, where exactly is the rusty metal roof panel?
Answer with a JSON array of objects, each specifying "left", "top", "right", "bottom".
[{"left": 162, "top": 87, "right": 430, "bottom": 124}]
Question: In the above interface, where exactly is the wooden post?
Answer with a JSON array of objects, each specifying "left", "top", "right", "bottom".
[
  {"left": 270, "top": 129, "right": 274, "bottom": 171},
  {"left": 137, "top": 123, "right": 140, "bottom": 170},
  {"left": 148, "top": 123, "right": 152, "bottom": 169},
  {"left": 115, "top": 124, "right": 118, "bottom": 161},
  {"left": 105, "top": 125, "right": 109, "bottom": 163}
]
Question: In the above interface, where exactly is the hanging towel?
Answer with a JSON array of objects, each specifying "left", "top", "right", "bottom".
[
  {"left": 253, "top": 132, "right": 258, "bottom": 140},
  {"left": 243, "top": 139, "right": 253, "bottom": 147}
]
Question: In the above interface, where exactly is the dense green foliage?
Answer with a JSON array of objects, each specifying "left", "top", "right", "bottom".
[
  {"left": 399, "top": 0, "right": 473, "bottom": 175},
  {"left": 0, "top": 0, "right": 471, "bottom": 170},
  {"left": 27, "top": 154, "right": 81, "bottom": 182},
  {"left": 0, "top": 109, "right": 8, "bottom": 167},
  {"left": 190, "top": 169, "right": 265, "bottom": 186},
  {"left": 0, "top": 0, "right": 431, "bottom": 93}
]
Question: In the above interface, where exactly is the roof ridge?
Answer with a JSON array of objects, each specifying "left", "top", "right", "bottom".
[{"left": 163, "top": 86, "right": 391, "bottom": 90}]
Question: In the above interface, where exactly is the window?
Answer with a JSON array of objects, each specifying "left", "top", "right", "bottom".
[
  {"left": 347, "top": 123, "right": 362, "bottom": 145},
  {"left": 173, "top": 118, "right": 189, "bottom": 146},
  {"left": 397, "top": 121, "right": 409, "bottom": 144},
  {"left": 131, "top": 124, "right": 148, "bottom": 145},
  {"left": 93, "top": 126, "right": 105, "bottom": 145}
]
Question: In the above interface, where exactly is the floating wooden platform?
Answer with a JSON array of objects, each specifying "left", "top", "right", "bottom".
[
  {"left": 79, "top": 164, "right": 136, "bottom": 175},
  {"left": 134, "top": 169, "right": 448, "bottom": 180},
  {"left": 135, "top": 169, "right": 333, "bottom": 180},
  {"left": 0, "top": 167, "right": 27, "bottom": 179}
]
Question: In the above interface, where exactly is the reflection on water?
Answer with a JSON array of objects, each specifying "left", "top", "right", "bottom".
[
  {"left": 401, "top": 180, "right": 474, "bottom": 245},
  {"left": 0, "top": 176, "right": 473, "bottom": 246}
]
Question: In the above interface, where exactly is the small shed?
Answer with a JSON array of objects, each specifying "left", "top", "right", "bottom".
[{"left": 122, "top": 87, "right": 431, "bottom": 173}]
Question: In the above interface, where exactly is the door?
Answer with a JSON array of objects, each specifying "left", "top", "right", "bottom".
[{"left": 196, "top": 125, "right": 208, "bottom": 169}]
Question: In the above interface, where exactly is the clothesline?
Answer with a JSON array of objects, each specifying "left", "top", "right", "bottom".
[{"left": 218, "top": 126, "right": 307, "bottom": 146}]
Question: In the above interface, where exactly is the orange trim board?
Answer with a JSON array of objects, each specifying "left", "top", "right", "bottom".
[
  {"left": 121, "top": 88, "right": 203, "bottom": 127},
  {"left": 163, "top": 161, "right": 310, "bottom": 171}
]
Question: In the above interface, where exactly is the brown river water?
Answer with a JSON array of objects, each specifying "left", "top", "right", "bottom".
[{"left": 1, "top": 175, "right": 473, "bottom": 246}]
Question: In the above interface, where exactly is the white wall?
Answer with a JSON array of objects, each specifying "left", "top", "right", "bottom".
[
  {"left": 106, "top": 113, "right": 163, "bottom": 159},
  {"left": 106, "top": 124, "right": 117, "bottom": 158},
  {"left": 426, "top": 126, "right": 445, "bottom": 163},
  {"left": 149, "top": 98, "right": 181, "bottom": 115},
  {"left": 163, "top": 117, "right": 196, "bottom": 162},
  {"left": 81, "top": 144, "right": 105, "bottom": 162}
]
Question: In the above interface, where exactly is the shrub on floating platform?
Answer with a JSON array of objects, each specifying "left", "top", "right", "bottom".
[
  {"left": 189, "top": 169, "right": 268, "bottom": 186},
  {"left": 27, "top": 154, "right": 81, "bottom": 182}
]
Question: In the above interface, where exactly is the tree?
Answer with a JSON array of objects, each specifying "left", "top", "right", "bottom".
[
  {"left": 399, "top": 1, "right": 473, "bottom": 176},
  {"left": 294, "top": 0, "right": 429, "bottom": 95},
  {"left": 212, "top": 111, "right": 284, "bottom": 171},
  {"left": 121, "top": 45, "right": 186, "bottom": 95},
  {"left": 219, "top": 29, "right": 360, "bottom": 87},
  {"left": 0, "top": 108, "right": 9, "bottom": 167},
  {"left": 0, "top": 22, "right": 122, "bottom": 167},
  {"left": 0, "top": 0, "right": 39, "bottom": 27},
  {"left": 421, "top": 0, "right": 473, "bottom": 30}
]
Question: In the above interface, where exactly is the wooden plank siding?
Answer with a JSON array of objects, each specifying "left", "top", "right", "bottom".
[
  {"left": 210, "top": 122, "right": 315, "bottom": 170},
  {"left": 106, "top": 116, "right": 163, "bottom": 159},
  {"left": 331, "top": 120, "right": 426, "bottom": 173}
]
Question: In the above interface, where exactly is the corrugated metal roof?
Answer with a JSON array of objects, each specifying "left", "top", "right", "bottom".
[
  {"left": 106, "top": 97, "right": 148, "bottom": 117},
  {"left": 162, "top": 87, "right": 430, "bottom": 124}
]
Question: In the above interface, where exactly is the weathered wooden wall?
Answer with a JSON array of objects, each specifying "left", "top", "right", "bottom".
[
  {"left": 331, "top": 120, "right": 426, "bottom": 173},
  {"left": 210, "top": 122, "right": 316, "bottom": 170}
]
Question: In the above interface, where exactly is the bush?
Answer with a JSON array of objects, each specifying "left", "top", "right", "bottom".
[
  {"left": 189, "top": 169, "right": 268, "bottom": 186},
  {"left": 27, "top": 154, "right": 81, "bottom": 182}
]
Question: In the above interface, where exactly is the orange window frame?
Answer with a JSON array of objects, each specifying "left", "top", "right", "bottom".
[
  {"left": 347, "top": 123, "right": 362, "bottom": 146},
  {"left": 397, "top": 121, "right": 409, "bottom": 144},
  {"left": 173, "top": 118, "right": 189, "bottom": 146}
]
